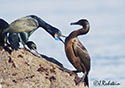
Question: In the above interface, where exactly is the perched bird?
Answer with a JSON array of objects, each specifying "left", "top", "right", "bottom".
[
  {"left": 26, "top": 41, "right": 40, "bottom": 56},
  {"left": 26, "top": 41, "right": 37, "bottom": 50},
  {"left": 26, "top": 41, "right": 63, "bottom": 67},
  {"left": 8, "top": 33, "right": 20, "bottom": 50},
  {"left": 4, "top": 15, "right": 64, "bottom": 39},
  {"left": 0, "top": 18, "right": 9, "bottom": 46},
  {"left": 8, "top": 31, "right": 35, "bottom": 50},
  {"left": 3, "top": 15, "right": 64, "bottom": 48},
  {"left": 64, "top": 19, "right": 91, "bottom": 86}
]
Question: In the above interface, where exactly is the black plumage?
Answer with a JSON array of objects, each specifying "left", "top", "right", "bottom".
[{"left": 0, "top": 18, "right": 9, "bottom": 46}]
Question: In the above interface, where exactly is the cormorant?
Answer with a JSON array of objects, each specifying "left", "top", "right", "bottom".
[
  {"left": 3, "top": 15, "right": 64, "bottom": 39},
  {"left": 4, "top": 15, "right": 65, "bottom": 49},
  {"left": 26, "top": 41, "right": 41, "bottom": 56},
  {"left": 8, "top": 33, "right": 20, "bottom": 50},
  {"left": 64, "top": 19, "right": 91, "bottom": 86},
  {"left": 0, "top": 18, "right": 9, "bottom": 46}
]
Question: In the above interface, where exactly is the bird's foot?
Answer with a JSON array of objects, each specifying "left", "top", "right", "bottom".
[
  {"left": 74, "top": 76, "right": 86, "bottom": 86},
  {"left": 74, "top": 75, "right": 82, "bottom": 85}
]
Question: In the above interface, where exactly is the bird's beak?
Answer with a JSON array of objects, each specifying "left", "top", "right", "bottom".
[
  {"left": 54, "top": 34, "right": 65, "bottom": 44},
  {"left": 60, "top": 35, "right": 66, "bottom": 38},
  {"left": 70, "top": 22, "right": 78, "bottom": 25},
  {"left": 54, "top": 34, "right": 60, "bottom": 40}
]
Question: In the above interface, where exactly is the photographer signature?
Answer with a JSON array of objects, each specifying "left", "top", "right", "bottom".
[{"left": 93, "top": 80, "right": 120, "bottom": 86}]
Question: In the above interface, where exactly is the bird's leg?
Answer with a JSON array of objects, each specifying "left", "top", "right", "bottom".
[
  {"left": 2, "top": 34, "right": 12, "bottom": 53},
  {"left": 74, "top": 76, "right": 82, "bottom": 85},
  {"left": 24, "top": 44, "right": 30, "bottom": 51},
  {"left": 75, "top": 71, "right": 88, "bottom": 86},
  {"left": 3, "top": 34, "right": 8, "bottom": 47},
  {"left": 80, "top": 72, "right": 88, "bottom": 86},
  {"left": 80, "top": 72, "right": 86, "bottom": 82}
]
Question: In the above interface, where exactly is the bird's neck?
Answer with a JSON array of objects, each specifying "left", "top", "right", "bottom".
[
  {"left": 38, "top": 18, "right": 50, "bottom": 29},
  {"left": 79, "top": 24, "right": 90, "bottom": 35},
  {"left": 69, "top": 25, "right": 89, "bottom": 38},
  {"left": 38, "top": 18, "right": 55, "bottom": 36}
]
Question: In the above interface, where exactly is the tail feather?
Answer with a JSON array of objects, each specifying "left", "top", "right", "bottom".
[{"left": 84, "top": 75, "right": 89, "bottom": 87}]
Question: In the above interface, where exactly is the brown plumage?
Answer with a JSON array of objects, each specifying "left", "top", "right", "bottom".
[{"left": 65, "top": 19, "right": 91, "bottom": 86}]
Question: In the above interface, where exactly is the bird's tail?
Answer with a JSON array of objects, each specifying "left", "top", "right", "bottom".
[{"left": 84, "top": 75, "right": 89, "bottom": 87}]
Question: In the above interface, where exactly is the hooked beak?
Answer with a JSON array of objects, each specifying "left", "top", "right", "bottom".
[
  {"left": 70, "top": 22, "right": 79, "bottom": 25},
  {"left": 54, "top": 34, "right": 66, "bottom": 44}
]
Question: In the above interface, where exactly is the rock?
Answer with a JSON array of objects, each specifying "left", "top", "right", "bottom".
[{"left": 0, "top": 47, "right": 88, "bottom": 88}]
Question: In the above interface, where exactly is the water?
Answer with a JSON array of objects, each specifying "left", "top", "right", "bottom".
[{"left": 1, "top": 0, "right": 125, "bottom": 87}]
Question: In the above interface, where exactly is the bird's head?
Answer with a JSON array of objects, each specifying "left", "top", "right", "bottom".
[
  {"left": 26, "top": 41, "right": 37, "bottom": 50},
  {"left": 52, "top": 27, "right": 66, "bottom": 43},
  {"left": 27, "top": 15, "right": 66, "bottom": 43},
  {"left": 70, "top": 19, "right": 89, "bottom": 28}
]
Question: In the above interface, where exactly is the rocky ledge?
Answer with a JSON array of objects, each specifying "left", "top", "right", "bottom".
[{"left": 0, "top": 47, "right": 88, "bottom": 88}]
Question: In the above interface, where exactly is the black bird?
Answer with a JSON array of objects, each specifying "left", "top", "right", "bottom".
[
  {"left": 0, "top": 18, "right": 9, "bottom": 46},
  {"left": 26, "top": 41, "right": 37, "bottom": 50},
  {"left": 8, "top": 33, "right": 20, "bottom": 50},
  {"left": 8, "top": 31, "right": 35, "bottom": 50},
  {"left": 26, "top": 41, "right": 64, "bottom": 67},
  {"left": 26, "top": 41, "right": 41, "bottom": 56},
  {"left": 4, "top": 15, "right": 65, "bottom": 48},
  {"left": 3, "top": 15, "right": 64, "bottom": 39},
  {"left": 64, "top": 19, "right": 91, "bottom": 86}
]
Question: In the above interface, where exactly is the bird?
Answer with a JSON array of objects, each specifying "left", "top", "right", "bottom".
[
  {"left": 8, "top": 31, "right": 36, "bottom": 50},
  {"left": 26, "top": 41, "right": 40, "bottom": 56},
  {"left": 3, "top": 15, "right": 65, "bottom": 49},
  {"left": 26, "top": 41, "right": 37, "bottom": 50},
  {"left": 3, "top": 15, "right": 64, "bottom": 38},
  {"left": 8, "top": 33, "right": 20, "bottom": 50},
  {"left": 64, "top": 19, "right": 91, "bottom": 86},
  {"left": 0, "top": 18, "right": 9, "bottom": 46},
  {"left": 8, "top": 33, "right": 40, "bottom": 56},
  {"left": 26, "top": 41, "right": 64, "bottom": 67}
]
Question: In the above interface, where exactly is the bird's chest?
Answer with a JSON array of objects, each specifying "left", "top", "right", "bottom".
[{"left": 65, "top": 38, "right": 82, "bottom": 71}]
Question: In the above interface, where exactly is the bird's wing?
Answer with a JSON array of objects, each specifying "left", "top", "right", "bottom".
[
  {"left": 4, "top": 17, "right": 39, "bottom": 33},
  {"left": 72, "top": 42, "right": 90, "bottom": 71},
  {"left": 25, "top": 18, "right": 38, "bottom": 27},
  {"left": 15, "top": 17, "right": 38, "bottom": 27}
]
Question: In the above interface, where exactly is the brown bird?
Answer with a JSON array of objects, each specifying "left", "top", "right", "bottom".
[{"left": 64, "top": 19, "right": 91, "bottom": 86}]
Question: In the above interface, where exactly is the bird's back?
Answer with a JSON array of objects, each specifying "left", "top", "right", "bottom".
[{"left": 4, "top": 17, "right": 38, "bottom": 33}]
